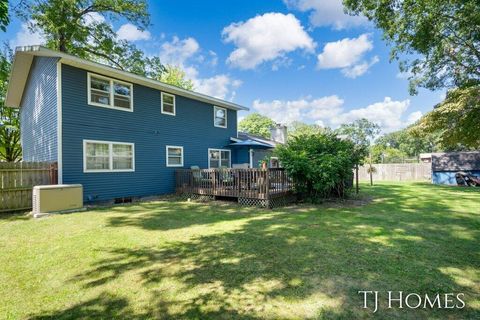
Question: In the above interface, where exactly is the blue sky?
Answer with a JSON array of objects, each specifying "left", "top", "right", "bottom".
[{"left": 2, "top": 0, "right": 444, "bottom": 133}]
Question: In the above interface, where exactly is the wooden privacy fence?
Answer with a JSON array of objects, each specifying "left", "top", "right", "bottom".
[
  {"left": 0, "top": 162, "right": 58, "bottom": 213},
  {"left": 355, "top": 163, "right": 431, "bottom": 182},
  {"left": 175, "top": 168, "right": 294, "bottom": 208}
]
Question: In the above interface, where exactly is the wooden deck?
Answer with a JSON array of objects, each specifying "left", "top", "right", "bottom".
[{"left": 175, "top": 168, "right": 294, "bottom": 208}]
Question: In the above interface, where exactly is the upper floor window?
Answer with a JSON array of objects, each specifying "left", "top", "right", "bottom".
[
  {"left": 84, "top": 140, "right": 134, "bottom": 173},
  {"left": 88, "top": 73, "right": 133, "bottom": 112},
  {"left": 161, "top": 92, "right": 176, "bottom": 115},
  {"left": 214, "top": 106, "right": 227, "bottom": 128},
  {"left": 166, "top": 146, "right": 184, "bottom": 167}
]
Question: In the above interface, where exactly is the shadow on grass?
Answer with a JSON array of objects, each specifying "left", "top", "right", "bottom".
[
  {"left": 29, "top": 183, "right": 480, "bottom": 319},
  {"left": 0, "top": 211, "right": 31, "bottom": 221}
]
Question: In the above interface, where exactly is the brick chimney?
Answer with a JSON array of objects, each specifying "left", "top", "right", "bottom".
[{"left": 270, "top": 124, "right": 287, "bottom": 144}]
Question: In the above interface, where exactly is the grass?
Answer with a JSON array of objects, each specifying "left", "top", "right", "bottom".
[{"left": 0, "top": 182, "right": 479, "bottom": 319}]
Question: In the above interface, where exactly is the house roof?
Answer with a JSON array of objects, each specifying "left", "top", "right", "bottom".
[
  {"left": 432, "top": 152, "right": 480, "bottom": 171},
  {"left": 6, "top": 45, "right": 249, "bottom": 111},
  {"left": 228, "top": 139, "right": 273, "bottom": 148},
  {"left": 232, "top": 131, "right": 280, "bottom": 148}
]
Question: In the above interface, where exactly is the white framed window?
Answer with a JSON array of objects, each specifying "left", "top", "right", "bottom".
[
  {"left": 208, "top": 148, "right": 231, "bottom": 168},
  {"left": 166, "top": 146, "right": 184, "bottom": 167},
  {"left": 83, "top": 140, "right": 134, "bottom": 173},
  {"left": 88, "top": 73, "right": 133, "bottom": 112},
  {"left": 270, "top": 157, "right": 279, "bottom": 168},
  {"left": 213, "top": 106, "right": 227, "bottom": 128},
  {"left": 161, "top": 92, "right": 176, "bottom": 116}
]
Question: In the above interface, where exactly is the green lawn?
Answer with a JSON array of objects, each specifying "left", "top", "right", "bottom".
[{"left": 0, "top": 183, "right": 479, "bottom": 319}]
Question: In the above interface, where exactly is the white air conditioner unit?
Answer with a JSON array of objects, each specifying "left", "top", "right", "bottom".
[{"left": 33, "top": 184, "right": 84, "bottom": 218}]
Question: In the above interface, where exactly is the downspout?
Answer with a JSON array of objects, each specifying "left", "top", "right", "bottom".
[{"left": 249, "top": 148, "right": 253, "bottom": 168}]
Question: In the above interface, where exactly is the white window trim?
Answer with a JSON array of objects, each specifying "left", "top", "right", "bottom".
[
  {"left": 83, "top": 139, "right": 135, "bottom": 173},
  {"left": 166, "top": 145, "right": 184, "bottom": 167},
  {"left": 213, "top": 106, "right": 227, "bottom": 128},
  {"left": 208, "top": 148, "right": 231, "bottom": 169},
  {"left": 270, "top": 157, "right": 279, "bottom": 168},
  {"left": 161, "top": 92, "right": 176, "bottom": 116},
  {"left": 87, "top": 72, "right": 134, "bottom": 112}
]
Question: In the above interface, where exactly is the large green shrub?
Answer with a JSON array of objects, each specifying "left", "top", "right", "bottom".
[{"left": 275, "top": 132, "right": 363, "bottom": 201}]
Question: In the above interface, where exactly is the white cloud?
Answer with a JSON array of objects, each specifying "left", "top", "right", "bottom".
[
  {"left": 83, "top": 12, "right": 106, "bottom": 25},
  {"left": 317, "top": 34, "right": 372, "bottom": 68},
  {"left": 252, "top": 96, "right": 419, "bottom": 132},
  {"left": 341, "top": 55, "right": 379, "bottom": 78},
  {"left": 252, "top": 95, "right": 344, "bottom": 124},
  {"left": 222, "top": 12, "right": 315, "bottom": 69},
  {"left": 284, "top": 0, "right": 368, "bottom": 30},
  {"left": 194, "top": 75, "right": 242, "bottom": 101},
  {"left": 208, "top": 50, "right": 218, "bottom": 66},
  {"left": 159, "top": 36, "right": 200, "bottom": 66},
  {"left": 330, "top": 97, "right": 412, "bottom": 132},
  {"left": 317, "top": 34, "right": 377, "bottom": 78},
  {"left": 396, "top": 70, "right": 413, "bottom": 79},
  {"left": 156, "top": 36, "right": 241, "bottom": 100},
  {"left": 10, "top": 22, "right": 46, "bottom": 48},
  {"left": 117, "top": 23, "right": 151, "bottom": 41},
  {"left": 406, "top": 111, "right": 423, "bottom": 124}
]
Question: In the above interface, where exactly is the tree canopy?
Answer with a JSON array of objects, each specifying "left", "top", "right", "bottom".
[
  {"left": 344, "top": 0, "right": 480, "bottom": 94},
  {"left": 156, "top": 64, "right": 194, "bottom": 91},
  {"left": 0, "top": 0, "right": 8, "bottom": 31},
  {"left": 238, "top": 113, "right": 276, "bottom": 138},
  {"left": 0, "top": 48, "right": 21, "bottom": 162},
  {"left": 343, "top": 0, "right": 480, "bottom": 148},
  {"left": 412, "top": 86, "right": 480, "bottom": 149},
  {"left": 336, "top": 118, "right": 380, "bottom": 148},
  {"left": 288, "top": 121, "right": 325, "bottom": 139},
  {"left": 15, "top": 0, "right": 194, "bottom": 90},
  {"left": 16, "top": 0, "right": 150, "bottom": 74}
]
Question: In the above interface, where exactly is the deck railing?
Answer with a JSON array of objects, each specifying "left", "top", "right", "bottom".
[{"left": 175, "top": 168, "right": 293, "bottom": 201}]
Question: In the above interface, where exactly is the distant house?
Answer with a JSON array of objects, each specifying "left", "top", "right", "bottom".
[
  {"left": 230, "top": 124, "right": 286, "bottom": 168},
  {"left": 6, "top": 46, "right": 252, "bottom": 202},
  {"left": 431, "top": 152, "right": 480, "bottom": 185}
]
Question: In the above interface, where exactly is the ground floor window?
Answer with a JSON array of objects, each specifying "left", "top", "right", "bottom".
[
  {"left": 166, "top": 146, "right": 184, "bottom": 167},
  {"left": 270, "top": 157, "right": 279, "bottom": 168},
  {"left": 84, "top": 140, "right": 134, "bottom": 172},
  {"left": 209, "top": 149, "right": 231, "bottom": 168}
]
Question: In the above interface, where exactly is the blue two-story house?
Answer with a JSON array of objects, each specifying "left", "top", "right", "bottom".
[{"left": 6, "top": 46, "right": 250, "bottom": 202}]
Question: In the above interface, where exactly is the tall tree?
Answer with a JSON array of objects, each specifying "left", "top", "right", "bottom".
[
  {"left": 15, "top": 1, "right": 196, "bottom": 89},
  {"left": 336, "top": 118, "right": 380, "bottom": 148},
  {"left": 0, "top": 48, "right": 21, "bottom": 162},
  {"left": 343, "top": 0, "right": 480, "bottom": 94},
  {"left": 343, "top": 0, "right": 480, "bottom": 147},
  {"left": 238, "top": 113, "right": 276, "bottom": 138},
  {"left": 156, "top": 64, "right": 194, "bottom": 91},
  {"left": 412, "top": 86, "right": 480, "bottom": 149},
  {"left": 16, "top": 0, "right": 151, "bottom": 74},
  {"left": 288, "top": 121, "right": 325, "bottom": 139},
  {"left": 337, "top": 118, "right": 380, "bottom": 188}
]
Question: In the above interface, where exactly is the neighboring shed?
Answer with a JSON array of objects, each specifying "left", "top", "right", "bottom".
[{"left": 431, "top": 152, "right": 480, "bottom": 185}]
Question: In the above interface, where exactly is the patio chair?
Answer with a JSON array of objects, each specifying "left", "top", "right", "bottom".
[
  {"left": 219, "top": 167, "right": 234, "bottom": 187},
  {"left": 191, "top": 166, "right": 211, "bottom": 186}
]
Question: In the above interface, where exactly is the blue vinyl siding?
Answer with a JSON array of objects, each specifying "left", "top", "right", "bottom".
[
  {"left": 61, "top": 64, "right": 237, "bottom": 201},
  {"left": 233, "top": 146, "right": 250, "bottom": 165},
  {"left": 432, "top": 170, "right": 480, "bottom": 185},
  {"left": 20, "top": 57, "right": 58, "bottom": 161}
]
